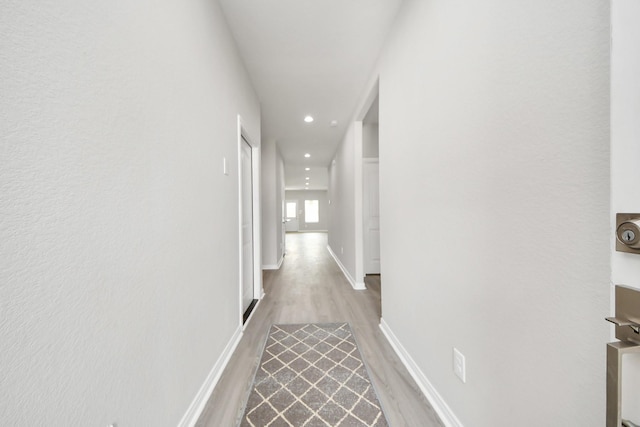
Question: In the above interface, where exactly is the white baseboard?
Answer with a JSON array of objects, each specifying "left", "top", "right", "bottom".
[
  {"left": 379, "top": 318, "right": 463, "bottom": 427},
  {"left": 177, "top": 326, "right": 243, "bottom": 427},
  {"left": 262, "top": 255, "right": 284, "bottom": 270},
  {"left": 326, "top": 245, "right": 366, "bottom": 290}
]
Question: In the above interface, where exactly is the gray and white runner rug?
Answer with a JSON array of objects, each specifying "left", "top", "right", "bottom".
[{"left": 239, "top": 323, "right": 389, "bottom": 427}]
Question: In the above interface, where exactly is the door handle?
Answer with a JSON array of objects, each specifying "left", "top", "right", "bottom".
[
  {"left": 606, "top": 285, "right": 640, "bottom": 427},
  {"left": 607, "top": 342, "right": 640, "bottom": 427},
  {"left": 606, "top": 316, "right": 640, "bottom": 334}
]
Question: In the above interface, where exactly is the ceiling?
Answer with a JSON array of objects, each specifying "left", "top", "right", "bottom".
[{"left": 217, "top": 0, "right": 402, "bottom": 190}]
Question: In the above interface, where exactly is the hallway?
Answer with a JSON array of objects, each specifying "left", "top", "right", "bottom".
[{"left": 196, "top": 232, "right": 443, "bottom": 426}]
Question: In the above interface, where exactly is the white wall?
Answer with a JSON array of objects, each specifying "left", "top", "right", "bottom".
[
  {"left": 374, "top": 0, "right": 610, "bottom": 425},
  {"left": 328, "top": 124, "right": 358, "bottom": 283},
  {"left": 261, "top": 139, "right": 276, "bottom": 267},
  {"left": 285, "top": 190, "right": 329, "bottom": 232},
  {"left": 261, "top": 139, "right": 281, "bottom": 268},
  {"left": 363, "top": 123, "right": 379, "bottom": 158},
  {"left": 0, "top": 0, "right": 259, "bottom": 425},
  {"left": 261, "top": 139, "right": 285, "bottom": 268},
  {"left": 611, "top": 0, "right": 640, "bottom": 422},
  {"left": 276, "top": 146, "right": 285, "bottom": 261}
]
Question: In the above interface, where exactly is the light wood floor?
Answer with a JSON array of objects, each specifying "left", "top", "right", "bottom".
[{"left": 196, "top": 232, "right": 443, "bottom": 427}]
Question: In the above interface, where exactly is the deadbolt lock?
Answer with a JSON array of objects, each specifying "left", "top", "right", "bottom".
[{"left": 616, "top": 214, "right": 640, "bottom": 253}]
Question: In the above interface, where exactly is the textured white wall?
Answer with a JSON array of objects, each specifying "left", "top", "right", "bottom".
[
  {"left": 261, "top": 139, "right": 285, "bottom": 267},
  {"left": 0, "top": 0, "right": 259, "bottom": 425},
  {"left": 261, "top": 139, "right": 277, "bottom": 267},
  {"left": 276, "top": 147, "right": 285, "bottom": 261},
  {"left": 377, "top": 0, "right": 610, "bottom": 425},
  {"left": 328, "top": 124, "right": 357, "bottom": 281},
  {"left": 611, "top": 0, "right": 640, "bottom": 422}
]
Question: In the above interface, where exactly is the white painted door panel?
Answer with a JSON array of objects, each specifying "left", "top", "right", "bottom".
[
  {"left": 241, "top": 138, "right": 254, "bottom": 312},
  {"left": 285, "top": 200, "right": 299, "bottom": 232},
  {"left": 285, "top": 218, "right": 299, "bottom": 232},
  {"left": 364, "top": 161, "right": 380, "bottom": 274}
]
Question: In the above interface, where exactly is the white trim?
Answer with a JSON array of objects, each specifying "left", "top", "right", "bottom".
[
  {"left": 327, "top": 245, "right": 366, "bottom": 290},
  {"left": 177, "top": 326, "right": 243, "bottom": 427},
  {"left": 379, "top": 319, "right": 463, "bottom": 427},
  {"left": 262, "top": 254, "right": 284, "bottom": 270}
]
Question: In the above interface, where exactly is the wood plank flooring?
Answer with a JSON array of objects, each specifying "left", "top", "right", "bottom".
[{"left": 196, "top": 232, "right": 444, "bottom": 427}]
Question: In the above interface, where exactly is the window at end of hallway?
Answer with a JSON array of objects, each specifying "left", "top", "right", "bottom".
[{"left": 305, "top": 200, "right": 319, "bottom": 223}]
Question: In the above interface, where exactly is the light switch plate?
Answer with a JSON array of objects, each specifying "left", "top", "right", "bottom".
[{"left": 453, "top": 348, "right": 466, "bottom": 383}]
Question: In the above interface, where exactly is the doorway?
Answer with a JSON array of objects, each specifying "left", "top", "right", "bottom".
[
  {"left": 360, "top": 88, "right": 381, "bottom": 296},
  {"left": 285, "top": 200, "right": 299, "bottom": 232},
  {"left": 240, "top": 137, "right": 256, "bottom": 322},
  {"left": 238, "top": 116, "right": 262, "bottom": 326}
]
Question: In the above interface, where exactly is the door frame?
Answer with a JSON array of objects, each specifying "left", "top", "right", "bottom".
[
  {"left": 354, "top": 79, "right": 380, "bottom": 289},
  {"left": 237, "top": 115, "right": 263, "bottom": 328}
]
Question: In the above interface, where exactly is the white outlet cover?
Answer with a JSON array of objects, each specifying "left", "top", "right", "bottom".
[{"left": 453, "top": 348, "right": 466, "bottom": 383}]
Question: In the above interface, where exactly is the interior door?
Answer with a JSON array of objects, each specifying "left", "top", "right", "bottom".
[
  {"left": 611, "top": 2, "right": 640, "bottom": 421},
  {"left": 364, "top": 161, "right": 381, "bottom": 274},
  {"left": 241, "top": 138, "right": 254, "bottom": 312},
  {"left": 285, "top": 200, "right": 299, "bottom": 232},
  {"left": 282, "top": 201, "right": 287, "bottom": 255}
]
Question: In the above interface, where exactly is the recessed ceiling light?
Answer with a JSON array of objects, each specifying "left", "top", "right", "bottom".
[
  {"left": 304, "top": 116, "right": 314, "bottom": 123},
  {"left": 330, "top": 120, "right": 338, "bottom": 127},
  {"left": 304, "top": 153, "right": 311, "bottom": 158},
  {"left": 305, "top": 182, "right": 309, "bottom": 185},
  {"left": 305, "top": 167, "right": 310, "bottom": 171},
  {"left": 305, "top": 177, "right": 310, "bottom": 180}
]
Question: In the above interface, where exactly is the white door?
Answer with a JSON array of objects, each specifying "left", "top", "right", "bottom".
[
  {"left": 364, "top": 161, "right": 381, "bottom": 274},
  {"left": 241, "top": 138, "right": 254, "bottom": 312},
  {"left": 282, "top": 201, "right": 287, "bottom": 255},
  {"left": 612, "top": 3, "right": 640, "bottom": 421},
  {"left": 285, "top": 200, "right": 299, "bottom": 232}
]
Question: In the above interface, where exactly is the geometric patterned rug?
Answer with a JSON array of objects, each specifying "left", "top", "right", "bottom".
[{"left": 239, "top": 323, "right": 389, "bottom": 427}]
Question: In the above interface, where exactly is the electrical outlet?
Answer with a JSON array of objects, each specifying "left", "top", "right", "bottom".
[{"left": 453, "top": 348, "right": 466, "bottom": 383}]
